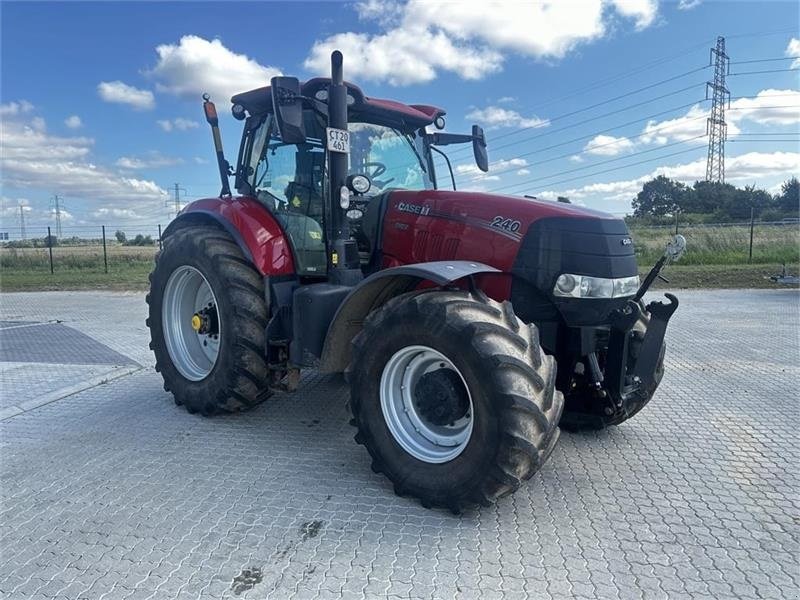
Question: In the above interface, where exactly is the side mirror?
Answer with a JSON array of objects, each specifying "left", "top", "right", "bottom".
[
  {"left": 270, "top": 76, "right": 306, "bottom": 144},
  {"left": 472, "top": 125, "right": 488, "bottom": 172}
]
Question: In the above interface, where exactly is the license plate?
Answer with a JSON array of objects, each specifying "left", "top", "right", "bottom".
[{"left": 326, "top": 127, "right": 350, "bottom": 154}]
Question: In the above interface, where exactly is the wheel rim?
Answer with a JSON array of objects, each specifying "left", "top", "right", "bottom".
[
  {"left": 380, "top": 345, "right": 474, "bottom": 464},
  {"left": 162, "top": 265, "right": 221, "bottom": 381}
]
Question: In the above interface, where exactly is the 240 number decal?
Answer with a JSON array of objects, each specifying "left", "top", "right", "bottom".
[{"left": 490, "top": 216, "right": 522, "bottom": 233}]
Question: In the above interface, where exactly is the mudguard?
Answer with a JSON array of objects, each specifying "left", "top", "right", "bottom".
[
  {"left": 162, "top": 196, "right": 295, "bottom": 276},
  {"left": 318, "top": 260, "right": 499, "bottom": 373}
]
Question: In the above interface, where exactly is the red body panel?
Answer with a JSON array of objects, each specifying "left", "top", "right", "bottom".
[
  {"left": 180, "top": 196, "right": 295, "bottom": 276},
  {"left": 380, "top": 190, "right": 617, "bottom": 299}
]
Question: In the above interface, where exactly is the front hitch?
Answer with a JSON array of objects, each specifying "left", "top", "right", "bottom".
[{"left": 602, "top": 293, "right": 678, "bottom": 417}]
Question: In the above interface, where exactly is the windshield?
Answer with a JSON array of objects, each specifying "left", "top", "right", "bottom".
[
  {"left": 348, "top": 123, "right": 433, "bottom": 193},
  {"left": 241, "top": 113, "right": 435, "bottom": 275}
]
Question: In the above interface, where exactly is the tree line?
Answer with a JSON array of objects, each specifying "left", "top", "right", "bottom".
[{"left": 630, "top": 176, "right": 799, "bottom": 223}]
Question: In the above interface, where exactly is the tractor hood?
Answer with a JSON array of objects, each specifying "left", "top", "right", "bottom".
[
  {"left": 385, "top": 189, "right": 617, "bottom": 229},
  {"left": 380, "top": 190, "right": 639, "bottom": 325},
  {"left": 382, "top": 189, "right": 626, "bottom": 272}
]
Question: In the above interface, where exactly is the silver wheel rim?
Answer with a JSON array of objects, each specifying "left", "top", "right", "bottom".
[
  {"left": 379, "top": 345, "right": 474, "bottom": 464},
  {"left": 162, "top": 265, "right": 221, "bottom": 381}
]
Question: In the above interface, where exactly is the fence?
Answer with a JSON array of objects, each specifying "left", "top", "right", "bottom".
[
  {"left": 0, "top": 219, "right": 798, "bottom": 280},
  {"left": 0, "top": 225, "right": 163, "bottom": 276},
  {"left": 629, "top": 219, "right": 799, "bottom": 266}
]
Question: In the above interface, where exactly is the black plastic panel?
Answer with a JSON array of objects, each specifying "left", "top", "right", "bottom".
[{"left": 512, "top": 216, "right": 639, "bottom": 326}]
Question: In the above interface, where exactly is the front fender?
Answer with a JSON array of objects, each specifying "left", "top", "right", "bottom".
[
  {"left": 318, "top": 261, "right": 499, "bottom": 373},
  {"left": 163, "top": 196, "right": 295, "bottom": 276}
]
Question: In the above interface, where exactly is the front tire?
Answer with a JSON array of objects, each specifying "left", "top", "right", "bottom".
[
  {"left": 348, "top": 290, "right": 563, "bottom": 511},
  {"left": 147, "top": 226, "right": 269, "bottom": 415}
]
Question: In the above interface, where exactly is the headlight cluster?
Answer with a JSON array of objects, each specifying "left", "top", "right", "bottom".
[{"left": 553, "top": 274, "right": 640, "bottom": 299}]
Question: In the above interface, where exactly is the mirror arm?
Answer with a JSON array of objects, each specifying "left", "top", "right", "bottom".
[
  {"left": 427, "top": 132, "right": 475, "bottom": 146},
  {"left": 430, "top": 146, "right": 456, "bottom": 191}
]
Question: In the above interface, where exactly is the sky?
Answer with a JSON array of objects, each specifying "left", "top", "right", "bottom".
[{"left": 1, "top": 0, "right": 798, "bottom": 236}]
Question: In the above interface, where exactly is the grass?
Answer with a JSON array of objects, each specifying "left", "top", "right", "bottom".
[
  {"left": 0, "top": 244, "right": 156, "bottom": 291},
  {"left": 1, "top": 227, "right": 797, "bottom": 291},
  {"left": 644, "top": 263, "right": 798, "bottom": 290},
  {"left": 630, "top": 224, "right": 800, "bottom": 266}
]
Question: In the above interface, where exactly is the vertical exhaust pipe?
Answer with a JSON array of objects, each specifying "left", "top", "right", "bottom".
[{"left": 326, "top": 51, "right": 362, "bottom": 285}]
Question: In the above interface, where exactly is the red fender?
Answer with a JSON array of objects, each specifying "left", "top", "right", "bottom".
[{"left": 164, "top": 196, "right": 295, "bottom": 276}]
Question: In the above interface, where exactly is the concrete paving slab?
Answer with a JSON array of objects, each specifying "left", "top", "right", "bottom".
[{"left": 0, "top": 288, "right": 797, "bottom": 599}]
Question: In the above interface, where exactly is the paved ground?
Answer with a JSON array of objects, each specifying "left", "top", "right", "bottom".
[{"left": 0, "top": 289, "right": 797, "bottom": 599}]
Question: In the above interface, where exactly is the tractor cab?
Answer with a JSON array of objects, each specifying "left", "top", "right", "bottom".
[{"left": 227, "top": 77, "right": 486, "bottom": 278}]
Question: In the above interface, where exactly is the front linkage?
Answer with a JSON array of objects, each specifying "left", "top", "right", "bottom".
[{"left": 599, "top": 234, "right": 686, "bottom": 423}]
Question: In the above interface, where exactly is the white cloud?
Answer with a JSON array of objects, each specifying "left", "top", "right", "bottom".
[
  {"left": 786, "top": 38, "right": 800, "bottom": 68},
  {"left": 641, "top": 89, "right": 798, "bottom": 146},
  {"left": 569, "top": 155, "right": 584, "bottom": 163},
  {"left": 584, "top": 134, "right": 635, "bottom": 156},
  {"left": 97, "top": 81, "right": 155, "bottom": 110},
  {"left": 534, "top": 151, "right": 800, "bottom": 206},
  {"left": 193, "top": 156, "right": 210, "bottom": 165},
  {"left": 0, "top": 105, "right": 167, "bottom": 210},
  {"left": 91, "top": 207, "right": 152, "bottom": 220},
  {"left": 608, "top": 0, "right": 659, "bottom": 30},
  {"left": 677, "top": 0, "right": 701, "bottom": 9},
  {"left": 148, "top": 35, "right": 281, "bottom": 101},
  {"left": 30, "top": 117, "right": 46, "bottom": 132},
  {"left": 64, "top": 115, "right": 82, "bottom": 129},
  {"left": 640, "top": 104, "right": 729, "bottom": 144},
  {"left": 355, "top": 0, "right": 404, "bottom": 26},
  {"left": 517, "top": 168, "right": 530, "bottom": 175},
  {"left": 729, "top": 89, "right": 800, "bottom": 126},
  {"left": 466, "top": 106, "right": 549, "bottom": 130},
  {"left": 115, "top": 153, "right": 184, "bottom": 170},
  {"left": 0, "top": 100, "right": 34, "bottom": 116},
  {"left": 304, "top": 0, "right": 659, "bottom": 86},
  {"left": 157, "top": 117, "right": 200, "bottom": 132},
  {"left": 456, "top": 157, "right": 528, "bottom": 180},
  {"left": 304, "top": 27, "right": 502, "bottom": 86}
]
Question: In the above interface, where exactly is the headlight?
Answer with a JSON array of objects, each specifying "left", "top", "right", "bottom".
[{"left": 553, "top": 274, "right": 640, "bottom": 299}]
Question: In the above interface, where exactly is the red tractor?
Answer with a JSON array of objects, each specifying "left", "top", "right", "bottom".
[{"left": 147, "top": 52, "right": 684, "bottom": 511}]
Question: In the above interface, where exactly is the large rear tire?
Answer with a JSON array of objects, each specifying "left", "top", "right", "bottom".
[
  {"left": 348, "top": 290, "right": 563, "bottom": 511},
  {"left": 147, "top": 226, "right": 269, "bottom": 415},
  {"left": 559, "top": 309, "right": 665, "bottom": 431}
]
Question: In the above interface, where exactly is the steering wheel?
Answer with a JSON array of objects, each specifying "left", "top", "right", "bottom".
[
  {"left": 364, "top": 162, "right": 386, "bottom": 178},
  {"left": 364, "top": 162, "right": 395, "bottom": 190}
]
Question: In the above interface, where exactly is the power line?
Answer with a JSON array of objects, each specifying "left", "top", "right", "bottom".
[
  {"left": 729, "top": 56, "right": 800, "bottom": 65},
  {"left": 457, "top": 97, "right": 799, "bottom": 182},
  {"left": 475, "top": 38, "right": 715, "bottom": 119},
  {"left": 725, "top": 27, "right": 800, "bottom": 40},
  {"left": 486, "top": 135, "right": 707, "bottom": 192},
  {"left": 479, "top": 103, "right": 798, "bottom": 194},
  {"left": 462, "top": 115, "right": 711, "bottom": 182},
  {"left": 486, "top": 145, "right": 706, "bottom": 194},
  {"left": 728, "top": 68, "right": 799, "bottom": 76},
  {"left": 729, "top": 138, "right": 800, "bottom": 142},
  {"left": 454, "top": 99, "right": 707, "bottom": 168},
  {"left": 453, "top": 81, "right": 706, "bottom": 157}
]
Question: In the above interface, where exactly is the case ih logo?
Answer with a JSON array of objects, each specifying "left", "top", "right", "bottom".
[{"left": 397, "top": 202, "right": 431, "bottom": 216}]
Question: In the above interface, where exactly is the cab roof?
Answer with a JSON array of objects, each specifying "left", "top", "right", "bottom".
[{"left": 231, "top": 78, "right": 445, "bottom": 130}]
